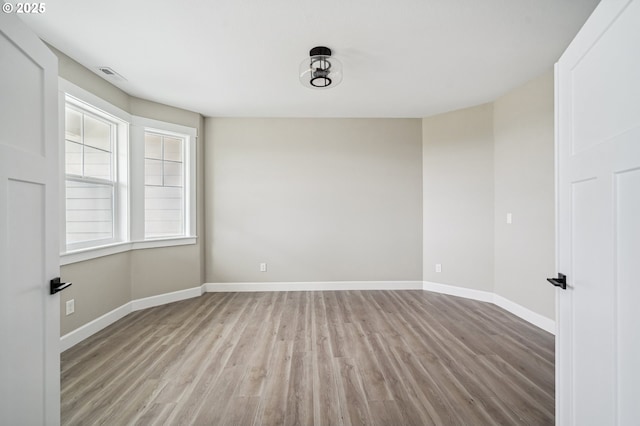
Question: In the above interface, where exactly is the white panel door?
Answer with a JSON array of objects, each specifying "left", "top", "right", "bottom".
[
  {"left": 0, "top": 11, "right": 61, "bottom": 425},
  {"left": 556, "top": 0, "right": 640, "bottom": 424}
]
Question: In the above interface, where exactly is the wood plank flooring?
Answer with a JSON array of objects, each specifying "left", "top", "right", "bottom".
[{"left": 61, "top": 290, "right": 555, "bottom": 425}]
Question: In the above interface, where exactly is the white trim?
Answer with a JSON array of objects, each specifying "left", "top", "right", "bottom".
[
  {"left": 60, "top": 241, "right": 130, "bottom": 265},
  {"left": 131, "top": 286, "right": 204, "bottom": 311},
  {"left": 60, "top": 236, "right": 197, "bottom": 265},
  {"left": 204, "top": 281, "right": 424, "bottom": 292},
  {"left": 554, "top": 61, "right": 563, "bottom": 425},
  {"left": 59, "top": 78, "right": 132, "bottom": 123},
  {"left": 59, "top": 284, "right": 204, "bottom": 352},
  {"left": 60, "top": 78, "right": 132, "bottom": 255},
  {"left": 131, "top": 116, "right": 197, "bottom": 241},
  {"left": 60, "top": 302, "right": 132, "bottom": 352},
  {"left": 58, "top": 80, "right": 198, "bottom": 261},
  {"left": 422, "top": 280, "right": 494, "bottom": 303},
  {"left": 493, "top": 294, "right": 556, "bottom": 335},
  {"left": 62, "top": 92, "right": 130, "bottom": 253},
  {"left": 132, "top": 116, "right": 197, "bottom": 138},
  {"left": 131, "top": 236, "right": 197, "bottom": 250},
  {"left": 423, "top": 280, "right": 556, "bottom": 335},
  {"left": 185, "top": 130, "right": 197, "bottom": 238}
]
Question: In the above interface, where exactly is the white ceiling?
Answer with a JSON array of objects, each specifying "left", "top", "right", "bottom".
[{"left": 20, "top": 0, "right": 600, "bottom": 118}]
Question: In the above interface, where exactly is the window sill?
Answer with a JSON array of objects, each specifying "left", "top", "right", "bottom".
[{"left": 60, "top": 236, "right": 197, "bottom": 266}]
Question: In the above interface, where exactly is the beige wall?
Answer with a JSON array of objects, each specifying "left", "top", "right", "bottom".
[
  {"left": 421, "top": 71, "right": 555, "bottom": 321},
  {"left": 58, "top": 253, "right": 131, "bottom": 334},
  {"left": 48, "top": 44, "right": 130, "bottom": 112},
  {"left": 422, "top": 104, "right": 495, "bottom": 292},
  {"left": 205, "top": 118, "right": 423, "bottom": 283},
  {"left": 54, "top": 48, "right": 205, "bottom": 335},
  {"left": 493, "top": 70, "right": 555, "bottom": 319},
  {"left": 130, "top": 244, "right": 202, "bottom": 299},
  {"left": 130, "top": 96, "right": 201, "bottom": 129}
]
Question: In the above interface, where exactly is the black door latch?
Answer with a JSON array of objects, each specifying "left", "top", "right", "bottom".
[
  {"left": 546, "top": 273, "right": 567, "bottom": 290},
  {"left": 50, "top": 277, "right": 72, "bottom": 295}
]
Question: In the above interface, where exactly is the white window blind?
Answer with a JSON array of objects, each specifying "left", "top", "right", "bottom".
[{"left": 144, "top": 132, "right": 185, "bottom": 238}]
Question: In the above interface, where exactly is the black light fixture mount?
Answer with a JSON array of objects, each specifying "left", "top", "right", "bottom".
[{"left": 299, "top": 46, "right": 342, "bottom": 89}]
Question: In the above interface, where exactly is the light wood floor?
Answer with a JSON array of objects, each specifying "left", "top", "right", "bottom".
[{"left": 61, "top": 290, "right": 554, "bottom": 425}]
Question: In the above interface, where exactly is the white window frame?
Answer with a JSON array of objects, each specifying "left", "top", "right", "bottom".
[
  {"left": 58, "top": 79, "right": 197, "bottom": 265},
  {"left": 131, "top": 116, "right": 197, "bottom": 245},
  {"left": 59, "top": 79, "right": 130, "bottom": 258}
]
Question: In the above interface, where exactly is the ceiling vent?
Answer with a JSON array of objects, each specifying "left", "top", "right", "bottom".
[{"left": 98, "top": 66, "right": 127, "bottom": 81}]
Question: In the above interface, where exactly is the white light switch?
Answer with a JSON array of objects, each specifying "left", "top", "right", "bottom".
[
  {"left": 435, "top": 264, "right": 442, "bottom": 273},
  {"left": 66, "top": 299, "right": 75, "bottom": 316},
  {"left": 506, "top": 213, "right": 513, "bottom": 224},
  {"left": 260, "top": 262, "right": 267, "bottom": 272}
]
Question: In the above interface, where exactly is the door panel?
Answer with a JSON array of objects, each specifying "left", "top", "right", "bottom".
[
  {"left": 0, "top": 31, "right": 45, "bottom": 155},
  {"left": 570, "top": 0, "right": 640, "bottom": 153},
  {"left": 616, "top": 167, "right": 640, "bottom": 424},
  {"left": 557, "top": 0, "right": 640, "bottom": 424},
  {"left": 570, "top": 177, "right": 615, "bottom": 426},
  {"left": 0, "top": 12, "right": 60, "bottom": 425},
  {"left": 7, "top": 180, "right": 46, "bottom": 424}
]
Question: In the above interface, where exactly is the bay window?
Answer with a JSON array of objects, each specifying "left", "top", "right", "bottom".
[{"left": 60, "top": 79, "right": 196, "bottom": 264}]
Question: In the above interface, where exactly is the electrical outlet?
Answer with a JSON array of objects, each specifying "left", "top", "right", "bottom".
[
  {"left": 66, "top": 299, "right": 75, "bottom": 316},
  {"left": 435, "top": 264, "right": 442, "bottom": 273},
  {"left": 260, "top": 262, "right": 267, "bottom": 272}
]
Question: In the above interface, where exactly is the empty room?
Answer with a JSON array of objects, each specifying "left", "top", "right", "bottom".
[{"left": 1, "top": 0, "right": 639, "bottom": 424}]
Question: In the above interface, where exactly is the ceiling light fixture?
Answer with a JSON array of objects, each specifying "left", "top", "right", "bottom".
[{"left": 299, "top": 46, "right": 342, "bottom": 89}]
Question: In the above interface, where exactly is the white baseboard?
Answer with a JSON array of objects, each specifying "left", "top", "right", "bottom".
[
  {"left": 423, "top": 281, "right": 556, "bottom": 335},
  {"left": 131, "top": 285, "right": 204, "bottom": 311},
  {"left": 60, "top": 285, "right": 205, "bottom": 353},
  {"left": 422, "top": 281, "right": 494, "bottom": 303},
  {"left": 204, "top": 281, "right": 423, "bottom": 292},
  {"left": 60, "top": 302, "right": 132, "bottom": 352},
  {"left": 493, "top": 294, "right": 556, "bottom": 335}
]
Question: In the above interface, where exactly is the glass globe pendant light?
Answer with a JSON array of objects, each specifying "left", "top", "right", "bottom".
[{"left": 299, "top": 46, "right": 343, "bottom": 89}]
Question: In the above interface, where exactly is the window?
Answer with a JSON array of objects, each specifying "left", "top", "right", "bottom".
[
  {"left": 59, "top": 79, "right": 196, "bottom": 264},
  {"left": 144, "top": 131, "right": 185, "bottom": 238},
  {"left": 64, "top": 102, "right": 118, "bottom": 249},
  {"left": 135, "top": 116, "right": 196, "bottom": 243}
]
